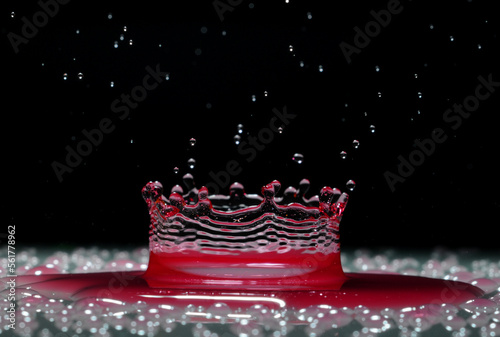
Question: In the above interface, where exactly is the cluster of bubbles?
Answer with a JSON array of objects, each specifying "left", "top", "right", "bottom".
[{"left": 2, "top": 247, "right": 499, "bottom": 336}]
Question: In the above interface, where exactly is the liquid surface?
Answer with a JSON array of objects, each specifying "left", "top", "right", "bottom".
[{"left": 2, "top": 247, "right": 499, "bottom": 337}]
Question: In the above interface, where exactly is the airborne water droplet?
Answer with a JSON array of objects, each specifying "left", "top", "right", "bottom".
[
  {"left": 353, "top": 140, "right": 360, "bottom": 149},
  {"left": 346, "top": 180, "right": 356, "bottom": 191},
  {"left": 187, "top": 158, "right": 196, "bottom": 169},
  {"left": 189, "top": 138, "right": 196, "bottom": 146},
  {"left": 237, "top": 124, "right": 244, "bottom": 134},
  {"left": 418, "top": 91, "right": 423, "bottom": 99},
  {"left": 340, "top": 151, "right": 347, "bottom": 160},
  {"left": 449, "top": 35, "right": 454, "bottom": 42},
  {"left": 318, "top": 65, "right": 324, "bottom": 72},
  {"left": 173, "top": 167, "right": 179, "bottom": 174},
  {"left": 234, "top": 135, "right": 241, "bottom": 145},
  {"left": 369, "top": 125, "right": 375, "bottom": 133},
  {"left": 10, "top": 12, "right": 15, "bottom": 18},
  {"left": 129, "top": 39, "right": 133, "bottom": 46},
  {"left": 289, "top": 45, "right": 293, "bottom": 52},
  {"left": 77, "top": 72, "right": 83, "bottom": 80},
  {"left": 110, "top": 81, "right": 115, "bottom": 87},
  {"left": 63, "top": 73, "right": 68, "bottom": 80},
  {"left": 123, "top": 26, "right": 127, "bottom": 32},
  {"left": 375, "top": 65, "right": 380, "bottom": 72},
  {"left": 307, "top": 12, "right": 312, "bottom": 20},
  {"left": 251, "top": 95, "right": 256, "bottom": 102},
  {"left": 278, "top": 126, "right": 283, "bottom": 134},
  {"left": 114, "top": 41, "right": 119, "bottom": 48},
  {"left": 292, "top": 153, "right": 304, "bottom": 164}
]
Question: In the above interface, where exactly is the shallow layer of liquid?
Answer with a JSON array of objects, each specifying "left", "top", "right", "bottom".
[{"left": 11, "top": 271, "right": 483, "bottom": 310}]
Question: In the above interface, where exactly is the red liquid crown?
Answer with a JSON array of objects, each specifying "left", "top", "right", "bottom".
[{"left": 141, "top": 175, "right": 349, "bottom": 290}]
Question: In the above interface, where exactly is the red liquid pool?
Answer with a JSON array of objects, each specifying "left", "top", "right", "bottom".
[{"left": 11, "top": 270, "right": 483, "bottom": 310}]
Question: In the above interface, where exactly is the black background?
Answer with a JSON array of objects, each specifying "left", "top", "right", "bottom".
[{"left": 2, "top": 0, "right": 500, "bottom": 251}]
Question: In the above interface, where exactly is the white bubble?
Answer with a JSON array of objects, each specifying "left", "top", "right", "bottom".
[
  {"left": 340, "top": 151, "right": 347, "bottom": 159},
  {"left": 346, "top": 180, "right": 356, "bottom": 191},
  {"left": 234, "top": 135, "right": 241, "bottom": 145},
  {"left": 77, "top": 72, "right": 83, "bottom": 80},
  {"left": 189, "top": 138, "right": 196, "bottom": 146},
  {"left": 188, "top": 158, "right": 196, "bottom": 169},
  {"left": 353, "top": 140, "right": 360, "bottom": 149}
]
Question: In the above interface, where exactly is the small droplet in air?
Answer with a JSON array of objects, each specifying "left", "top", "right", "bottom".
[
  {"left": 234, "top": 135, "right": 241, "bottom": 145},
  {"left": 289, "top": 45, "right": 293, "bottom": 52},
  {"left": 10, "top": 12, "right": 15, "bottom": 18},
  {"left": 353, "top": 140, "right": 360, "bottom": 149},
  {"left": 377, "top": 91, "right": 382, "bottom": 98},
  {"left": 318, "top": 65, "right": 324, "bottom": 72},
  {"left": 292, "top": 153, "right": 304, "bottom": 164},
  {"left": 414, "top": 73, "right": 418, "bottom": 79},
  {"left": 129, "top": 39, "right": 133, "bottom": 46},
  {"left": 375, "top": 65, "right": 380, "bottom": 72},
  {"left": 222, "top": 30, "right": 227, "bottom": 36},
  {"left": 200, "top": 26, "right": 208, "bottom": 34},
  {"left": 307, "top": 12, "right": 312, "bottom": 20},
  {"left": 299, "top": 61, "right": 304, "bottom": 67},
  {"left": 477, "top": 44, "right": 482, "bottom": 50},
  {"left": 76, "top": 29, "right": 80, "bottom": 34},
  {"left": 418, "top": 91, "right": 423, "bottom": 99},
  {"left": 449, "top": 36, "right": 454, "bottom": 42},
  {"left": 77, "top": 72, "right": 83, "bottom": 80},
  {"left": 346, "top": 180, "right": 356, "bottom": 191},
  {"left": 120, "top": 34, "right": 124, "bottom": 41},
  {"left": 165, "top": 73, "right": 170, "bottom": 80},
  {"left": 237, "top": 124, "right": 244, "bottom": 134},
  {"left": 187, "top": 158, "right": 196, "bottom": 169},
  {"left": 278, "top": 126, "right": 283, "bottom": 134},
  {"left": 369, "top": 125, "right": 376, "bottom": 133},
  {"left": 123, "top": 26, "right": 127, "bottom": 32},
  {"left": 429, "top": 24, "right": 434, "bottom": 30},
  {"left": 189, "top": 138, "right": 196, "bottom": 146},
  {"left": 173, "top": 167, "right": 179, "bottom": 174},
  {"left": 264, "top": 90, "right": 268, "bottom": 97},
  {"left": 251, "top": 95, "right": 256, "bottom": 102},
  {"left": 107, "top": 13, "right": 113, "bottom": 19},
  {"left": 63, "top": 73, "right": 68, "bottom": 80},
  {"left": 340, "top": 151, "right": 347, "bottom": 160},
  {"left": 114, "top": 41, "right": 119, "bottom": 48},
  {"left": 110, "top": 81, "right": 115, "bottom": 87}
]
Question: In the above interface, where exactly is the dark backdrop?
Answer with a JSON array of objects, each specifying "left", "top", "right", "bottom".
[{"left": 2, "top": 0, "right": 500, "bottom": 250}]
